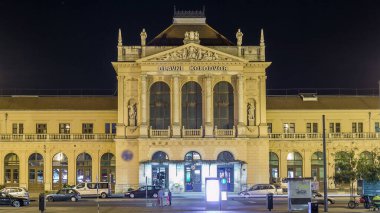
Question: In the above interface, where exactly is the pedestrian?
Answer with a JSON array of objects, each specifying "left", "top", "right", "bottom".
[
  {"left": 158, "top": 188, "right": 164, "bottom": 207},
  {"left": 168, "top": 189, "right": 172, "bottom": 206}
]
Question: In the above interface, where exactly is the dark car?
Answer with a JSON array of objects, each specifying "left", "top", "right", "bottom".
[
  {"left": 125, "top": 186, "right": 162, "bottom": 198},
  {"left": 0, "top": 192, "right": 30, "bottom": 207},
  {"left": 312, "top": 191, "right": 335, "bottom": 204},
  {"left": 46, "top": 189, "right": 81, "bottom": 202}
]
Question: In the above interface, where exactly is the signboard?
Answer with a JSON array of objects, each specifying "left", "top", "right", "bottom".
[
  {"left": 205, "top": 178, "right": 220, "bottom": 202},
  {"left": 158, "top": 65, "right": 228, "bottom": 72},
  {"left": 362, "top": 180, "right": 380, "bottom": 196},
  {"left": 287, "top": 178, "right": 312, "bottom": 211}
]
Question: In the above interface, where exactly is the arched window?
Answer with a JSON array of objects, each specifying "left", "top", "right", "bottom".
[
  {"left": 287, "top": 152, "right": 303, "bottom": 178},
  {"left": 52, "top": 152, "right": 68, "bottom": 190},
  {"left": 214, "top": 82, "right": 234, "bottom": 129},
  {"left": 4, "top": 153, "right": 19, "bottom": 186},
  {"left": 100, "top": 153, "right": 116, "bottom": 188},
  {"left": 217, "top": 151, "right": 235, "bottom": 162},
  {"left": 269, "top": 152, "right": 279, "bottom": 183},
  {"left": 150, "top": 82, "right": 170, "bottom": 129},
  {"left": 182, "top": 82, "right": 202, "bottom": 129},
  {"left": 152, "top": 151, "right": 169, "bottom": 162},
  {"left": 28, "top": 153, "right": 44, "bottom": 191},
  {"left": 334, "top": 151, "right": 350, "bottom": 173},
  {"left": 185, "top": 151, "right": 202, "bottom": 161},
  {"left": 76, "top": 153, "right": 92, "bottom": 184},
  {"left": 311, "top": 152, "right": 324, "bottom": 181}
]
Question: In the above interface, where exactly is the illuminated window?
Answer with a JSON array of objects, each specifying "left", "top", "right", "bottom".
[
  {"left": 59, "top": 123, "right": 70, "bottom": 134},
  {"left": 283, "top": 123, "right": 295, "bottom": 133}
]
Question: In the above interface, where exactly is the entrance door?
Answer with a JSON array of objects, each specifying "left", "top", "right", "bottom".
[
  {"left": 217, "top": 165, "right": 234, "bottom": 192},
  {"left": 184, "top": 164, "right": 202, "bottom": 192},
  {"left": 28, "top": 168, "right": 44, "bottom": 191},
  {"left": 152, "top": 165, "right": 168, "bottom": 188}
]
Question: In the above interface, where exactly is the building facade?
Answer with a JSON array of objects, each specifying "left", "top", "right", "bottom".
[{"left": 0, "top": 9, "right": 379, "bottom": 193}]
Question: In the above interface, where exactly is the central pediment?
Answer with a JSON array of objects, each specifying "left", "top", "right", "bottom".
[{"left": 137, "top": 43, "right": 247, "bottom": 63}]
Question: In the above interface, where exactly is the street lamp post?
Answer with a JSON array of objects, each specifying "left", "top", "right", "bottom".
[{"left": 322, "top": 115, "right": 328, "bottom": 212}]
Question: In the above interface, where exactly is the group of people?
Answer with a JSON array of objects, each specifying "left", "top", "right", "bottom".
[{"left": 157, "top": 188, "right": 172, "bottom": 207}]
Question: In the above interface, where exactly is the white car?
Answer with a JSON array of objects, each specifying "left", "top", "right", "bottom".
[
  {"left": 239, "top": 184, "right": 283, "bottom": 197},
  {"left": 1, "top": 187, "right": 30, "bottom": 199}
]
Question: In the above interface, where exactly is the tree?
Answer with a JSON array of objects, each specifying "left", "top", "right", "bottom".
[
  {"left": 356, "top": 151, "right": 380, "bottom": 183},
  {"left": 333, "top": 150, "right": 358, "bottom": 196}
]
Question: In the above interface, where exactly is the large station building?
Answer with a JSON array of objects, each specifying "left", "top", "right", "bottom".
[{"left": 0, "top": 9, "right": 379, "bottom": 193}]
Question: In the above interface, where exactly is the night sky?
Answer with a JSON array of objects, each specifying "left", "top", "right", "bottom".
[{"left": 0, "top": 0, "right": 380, "bottom": 91}]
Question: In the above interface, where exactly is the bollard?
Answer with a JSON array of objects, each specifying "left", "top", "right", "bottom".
[
  {"left": 39, "top": 193, "right": 45, "bottom": 213},
  {"left": 266, "top": 193, "right": 273, "bottom": 211}
]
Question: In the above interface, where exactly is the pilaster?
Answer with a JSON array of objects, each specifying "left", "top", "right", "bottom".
[
  {"left": 140, "top": 74, "right": 148, "bottom": 137},
  {"left": 204, "top": 75, "right": 213, "bottom": 137},
  {"left": 237, "top": 74, "right": 246, "bottom": 137},
  {"left": 116, "top": 75, "right": 126, "bottom": 138},
  {"left": 172, "top": 75, "right": 181, "bottom": 137}
]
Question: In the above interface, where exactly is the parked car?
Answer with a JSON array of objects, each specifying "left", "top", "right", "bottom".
[
  {"left": 73, "top": 182, "right": 111, "bottom": 198},
  {"left": 312, "top": 191, "right": 335, "bottom": 204},
  {"left": 239, "top": 184, "right": 283, "bottom": 197},
  {"left": 0, "top": 191, "right": 30, "bottom": 207},
  {"left": 125, "top": 185, "right": 162, "bottom": 198},
  {"left": 46, "top": 189, "right": 81, "bottom": 202},
  {"left": 1, "top": 187, "right": 29, "bottom": 199}
]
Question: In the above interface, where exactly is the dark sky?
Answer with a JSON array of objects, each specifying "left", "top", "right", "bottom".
[{"left": 0, "top": 0, "right": 380, "bottom": 91}]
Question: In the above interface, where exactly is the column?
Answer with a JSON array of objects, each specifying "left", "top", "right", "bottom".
[
  {"left": 172, "top": 75, "right": 181, "bottom": 137},
  {"left": 139, "top": 74, "right": 148, "bottom": 137},
  {"left": 116, "top": 75, "right": 125, "bottom": 138},
  {"left": 204, "top": 75, "right": 213, "bottom": 137},
  {"left": 237, "top": 75, "right": 246, "bottom": 137}
]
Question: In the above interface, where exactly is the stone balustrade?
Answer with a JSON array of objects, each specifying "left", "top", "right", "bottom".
[
  {"left": 269, "top": 132, "right": 380, "bottom": 140},
  {"left": 0, "top": 134, "right": 115, "bottom": 142}
]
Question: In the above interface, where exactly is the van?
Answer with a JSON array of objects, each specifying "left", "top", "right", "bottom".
[{"left": 73, "top": 182, "right": 111, "bottom": 198}]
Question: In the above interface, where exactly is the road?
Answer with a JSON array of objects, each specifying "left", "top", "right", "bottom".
[{"left": 0, "top": 195, "right": 372, "bottom": 212}]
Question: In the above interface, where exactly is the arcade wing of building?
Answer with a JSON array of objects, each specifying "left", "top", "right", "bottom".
[{"left": 0, "top": 9, "right": 379, "bottom": 194}]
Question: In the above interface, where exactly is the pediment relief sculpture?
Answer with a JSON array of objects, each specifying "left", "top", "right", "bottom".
[{"left": 151, "top": 45, "right": 233, "bottom": 62}]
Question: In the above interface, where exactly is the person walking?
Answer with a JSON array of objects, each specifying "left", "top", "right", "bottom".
[
  {"left": 168, "top": 189, "right": 172, "bottom": 206},
  {"left": 158, "top": 188, "right": 164, "bottom": 207}
]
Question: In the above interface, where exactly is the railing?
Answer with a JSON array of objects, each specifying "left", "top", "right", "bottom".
[
  {"left": 150, "top": 126, "right": 171, "bottom": 137},
  {"left": 214, "top": 126, "right": 235, "bottom": 137},
  {"left": 182, "top": 126, "right": 203, "bottom": 137},
  {"left": 0, "top": 134, "right": 115, "bottom": 142},
  {"left": 269, "top": 132, "right": 380, "bottom": 140}
]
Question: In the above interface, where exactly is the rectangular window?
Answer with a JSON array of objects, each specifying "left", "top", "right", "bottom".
[
  {"left": 12, "top": 123, "right": 24, "bottom": 134},
  {"left": 376, "top": 122, "right": 380, "bottom": 133},
  {"left": 352, "top": 122, "right": 363, "bottom": 133},
  {"left": 267, "top": 123, "right": 272, "bottom": 133},
  {"left": 283, "top": 123, "right": 295, "bottom": 133},
  {"left": 36, "top": 123, "right": 47, "bottom": 134},
  {"left": 82, "top": 123, "right": 93, "bottom": 134},
  {"left": 59, "top": 123, "right": 70, "bottom": 134},
  {"left": 307, "top": 123, "right": 318, "bottom": 133},
  {"left": 105, "top": 123, "right": 116, "bottom": 134}
]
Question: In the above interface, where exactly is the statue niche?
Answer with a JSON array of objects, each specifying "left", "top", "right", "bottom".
[
  {"left": 128, "top": 99, "right": 137, "bottom": 126},
  {"left": 247, "top": 100, "right": 256, "bottom": 126}
]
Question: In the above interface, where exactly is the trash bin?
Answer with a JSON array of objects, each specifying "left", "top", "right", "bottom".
[
  {"left": 266, "top": 193, "right": 273, "bottom": 211},
  {"left": 308, "top": 202, "right": 318, "bottom": 213}
]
